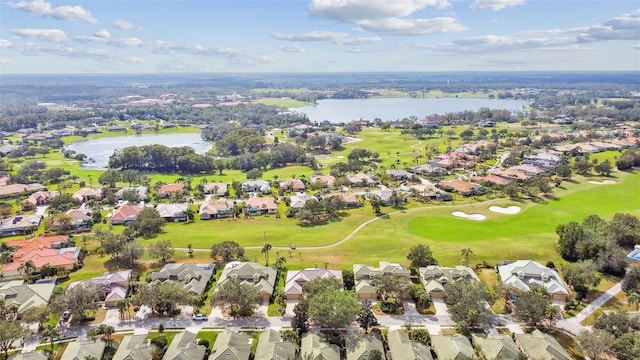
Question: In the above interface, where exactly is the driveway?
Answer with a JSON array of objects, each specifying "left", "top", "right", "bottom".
[{"left": 432, "top": 298, "right": 449, "bottom": 316}]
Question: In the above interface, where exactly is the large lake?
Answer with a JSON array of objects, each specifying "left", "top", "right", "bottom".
[
  {"left": 293, "top": 97, "right": 530, "bottom": 123},
  {"left": 67, "top": 133, "right": 212, "bottom": 169}
]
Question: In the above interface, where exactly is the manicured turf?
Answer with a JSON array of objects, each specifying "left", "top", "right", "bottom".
[{"left": 242, "top": 170, "right": 639, "bottom": 269}]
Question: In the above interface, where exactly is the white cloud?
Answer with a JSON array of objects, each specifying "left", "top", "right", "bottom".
[
  {"left": 94, "top": 29, "right": 111, "bottom": 39},
  {"left": 0, "top": 39, "right": 14, "bottom": 48},
  {"left": 272, "top": 31, "right": 382, "bottom": 45},
  {"left": 340, "top": 37, "right": 382, "bottom": 45},
  {"left": 113, "top": 19, "right": 141, "bottom": 30},
  {"left": 126, "top": 57, "right": 145, "bottom": 64},
  {"left": 11, "top": 28, "right": 68, "bottom": 42},
  {"left": 634, "top": 44, "right": 640, "bottom": 50},
  {"left": 470, "top": 0, "right": 525, "bottom": 11},
  {"left": 577, "top": 9, "right": 640, "bottom": 42},
  {"left": 109, "top": 37, "right": 144, "bottom": 47},
  {"left": 359, "top": 17, "right": 466, "bottom": 35},
  {"left": 7, "top": 0, "right": 97, "bottom": 24},
  {"left": 277, "top": 44, "right": 306, "bottom": 53},
  {"left": 0, "top": 59, "right": 14, "bottom": 64},
  {"left": 309, "top": 0, "right": 451, "bottom": 22},
  {"left": 272, "top": 31, "right": 347, "bottom": 42},
  {"left": 423, "top": 34, "right": 576, "bottom": 54}
]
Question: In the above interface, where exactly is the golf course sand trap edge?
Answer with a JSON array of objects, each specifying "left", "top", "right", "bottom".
[
  {"left": 588, "top": 180, "right": 616, "bottom": 185},
  {"left": 488, "top": 205, "right": 522, "bottom": 215},
  {"left": 451, "top": 211, "right": 486, "bottom": 221}
]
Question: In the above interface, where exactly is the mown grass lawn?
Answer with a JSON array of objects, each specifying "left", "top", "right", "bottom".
[{"left": 247, "top": 170, "right": 639, "bottom": 270}]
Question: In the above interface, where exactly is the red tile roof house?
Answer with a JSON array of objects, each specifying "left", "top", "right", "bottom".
[
  {"left": 435, "top": 152, "right": 479, "bottom": 169},
  {"left": 1, "top": 245, "right": 80, "bottom": 278},
  {"left": 244, "top": 197, "right": 278, "bottom": 216},
  {"left": 109, "top": 205, "right": 143, "bottom": 225},
  {"left": 157, "top": 183, "right": 186, "bottom": 198},
  {"left": 438, "top": 179, "right": 478, "bottom": 196},
  {"left": 472, "top": 174, "right": 512, "bottom": 187}
]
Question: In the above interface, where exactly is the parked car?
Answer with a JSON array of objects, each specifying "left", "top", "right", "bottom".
[
  {"left": 192, "top": 313, "right": 208, "bottom": 321},
  {"left": 62, "top": 310, "right": 71, "bottom": 322}
]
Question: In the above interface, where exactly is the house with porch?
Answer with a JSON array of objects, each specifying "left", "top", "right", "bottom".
[
  {"left": 497, "top": 260, "right": 570, "bottom": 302},
  {"left": 243, "top": 197, "right": 278, "bottom": 216},
  {"left": 115, "top": 186, "right": 148, "bottom": 201},
  {"left": 353, "top": 261, "right": 410, "bottom": 299},
  {"left": 279, "top": 179, "right": 306, "bottom": 193},
  {"left": 419, "top": 265, "right": 479, "bottom": 299},
  {"left": 150, "top": 263, "right": 214, "bottom": 296},
  {"left": 72, "top": 187, "right": 103, "bottom": 202},
  {"left": 346, "top": 173, "right": 376, "bottom": 187},
  {"left": 0, "top": 215, "right": 42, "bottom": 236},
  {"left": 309, "top": 174, "right": 336, "bottom": 189},
  {"left": 215, "top": 262, "right": 276, "bottom": 303},
  {"left": 112, "top": 334, "right": 152, "bottom": 360},
  {"left": 203, "top": 182, "right": 228, "bottom": 196},
  {"left": 285, "top": 268, "right": 343, "bottom": 300},
  {"left": 155, "top": 203, "right": 188, "bottom": 222},
  {"left": 67, "top": 270, "right": 131, "bottom": 307},
  {"left": 157, "top": 183, "right": 185, "bottom": 198},
  {"left": 241, "top": 180, "right": 271, "bottom": 194},
  {"left": 199, "top": 198, "right": 234, "bottom": 220},
  {"left": 110, "top": 205, "right": 143, "bottom": 225},
  {"left": 330, "top": 191, "right": 361, "bottom": 208},
  {"left": 65, "top": 208, "right": 93, "bottom": 230},
  {"left": 0, "top": 280, "right": 56, "bottom": 317},
  {"left": 22, "top": 190, "right": 58, "bottom": 210}
]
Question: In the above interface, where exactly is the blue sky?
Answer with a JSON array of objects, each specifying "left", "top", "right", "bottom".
[{"left": 1, "top": 0, "right": 638, "bottom": 74}]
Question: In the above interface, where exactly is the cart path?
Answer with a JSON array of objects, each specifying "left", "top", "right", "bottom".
[{"left": 175, "top": 197, "right": 512, "bottom": 252}]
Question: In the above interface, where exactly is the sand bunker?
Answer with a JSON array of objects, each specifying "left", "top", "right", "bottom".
[
  {"left": 489, "top": 205, "right": 521, "bottom": 215},
  {"left": 588, "top": 180, "right": 616, "bottom": 185},
  {"left": 452, "top": 211, "right": 486, "bottom": 221}
]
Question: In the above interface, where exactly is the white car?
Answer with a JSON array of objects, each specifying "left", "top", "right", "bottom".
[{"left": 192, "top": 314, "right": 208, "bottom": 321}]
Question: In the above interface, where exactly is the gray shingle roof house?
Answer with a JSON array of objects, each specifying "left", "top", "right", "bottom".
[
  {"left": 285, "top": 269, "right": 343, "bottom": 300},
  {"left": 472, "top": 334, "right": 521, "bottom": 360},
  {"left": 150, "top": 264, "right": 214, "bottom": 296},
  {"left": 9, "top": 351, "right": 48, "bottom": 360},
  {"left": 60, "top": 338, "right": 106, "bottom": 360},
  {"left": 419, "top": 266, "right": 479, "bottom": 298},
  {"left": 300, "top": 333, "right": 340, "bottom": 360},
  {"left": 215, "top": 262, "right": 276, "bottom": 303},
  {"left": 112, "top": 334, "right": 152, "bottom": 360},
  {"left": 67, "top": 270, "right": 131, "bottom": 307},
  {"left": 430, "top": 334, "right": 476, "bottom": 360},
  {"left": 386, "top": 330, "right": 432, "bottom": 360},
  {"left": 345, "top": 333, "right": 386, "bottom": 360},
  {"left": 209, "top": 329, "right": 251, "bottom": 360},
  {"left": 115, "top": 186, "right": 148, "bottom": 201},
  {"left": 0, "top": 280, "right": 55, "bottom": 315},
  {"left": 353, "top": 261, "right": 411, "bottom": 299},
  {"left": 163, "top": 330, "right": 207, "bottom": 360},
  {"left": 514, "top": 330, "right": 572, "bottom": 360},
  {"left": 498, "top": 260, "right": 570, "bottom": 301},
  {"left": 254, "top": 329, "right": 295, "bottom": 360},
  {"left": 155, "top": 203, "right": 188, "bottom": 222}
]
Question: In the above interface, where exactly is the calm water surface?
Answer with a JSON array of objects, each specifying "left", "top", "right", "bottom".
[
  {"left": 67, "top": 133, "right": 211, "bottom": 169},
  {"left": 293, "top": 97, "right": 530, "bottom": 123}
]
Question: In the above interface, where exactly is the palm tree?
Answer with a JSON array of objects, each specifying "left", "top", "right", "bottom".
[
  {"left": 629, "top": 292, "right": 640, "bottom": 311},
  {"left": 261, "top": 243, "right": 272, "bottom": 266},
  {"left": 41, "top": 323, "right": 60, "bottom": 352},
  {"left": 461, "top": 248, "right": 473, "bottom": 266},
  {"left": 19, "top": 260, "right": 36, "bottom": 277},
  {"left": 97, "top": 324, "right": 114, "bottom": 345},
  {"left": 274, "top": 256, "right": 287, "bottom": 270},
  {"left": 545, "top": 304, "right": 560, "bottom": 326}
]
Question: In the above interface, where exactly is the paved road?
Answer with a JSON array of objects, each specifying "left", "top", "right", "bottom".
[{"left": 556, "top": 281, "right": 623, "bottom": 335}]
